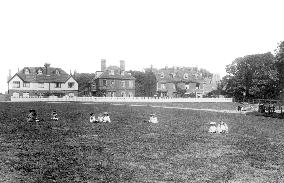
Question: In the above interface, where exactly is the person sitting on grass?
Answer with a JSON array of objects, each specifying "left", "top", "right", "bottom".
[
  {"left": 27, "top": 109, "right": 39, "bottom": 122},
  {"left": 216, "top": 121, "right": 228, "bottom": 133},
  {"left": 220, "top": 121, "right": 228, "bottom": 133},
  {"left": 208, "top": 122, "right": 217, "bottom": 133},
  {"left": 97, "top": 113, "right": 104, "bottom": 122},
  {"left": 149, "top": 114, "right": 158, "bottom": 123},
  {"left": 102, "top": 112, "right": 111, "bottom": 122},
  {"left": 51, "top": 110, "right": 59, "bottom": 121},
  {"left": 90, "top": 113, "right": 97, "bottom": 123}
]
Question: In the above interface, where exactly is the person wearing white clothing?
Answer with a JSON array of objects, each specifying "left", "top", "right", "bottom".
[
  {"left": 219, "top": 121, "right": 228, "bottom": 133},
  {"left": 208, "top": 122, "right": 217, "bottom": 133},
  {"left": 149, "top": 114, "right": 158, "bottom": 123},
  {"left": 103, "top": 112, "right": 111, "bottom": 122},
  {"left": 90, "top": 113, "right": 97, "bottom": 123}
]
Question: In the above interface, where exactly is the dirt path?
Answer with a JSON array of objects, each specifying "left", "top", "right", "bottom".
[{"left": 128, "top": 104, "right": 244, "bottom": 114}]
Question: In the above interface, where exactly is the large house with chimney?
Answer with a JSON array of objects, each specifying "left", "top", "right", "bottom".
[
  {"left": 89, "top": 59, "right": 135, "bottom": 97},
  {"left": 7, "top": 64, "right": 78, "bottom": 97},
  {"left": 150, "top": 66, "right": 220, "bottom": 98}
]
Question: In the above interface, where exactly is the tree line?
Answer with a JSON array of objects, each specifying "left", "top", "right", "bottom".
[{"left": 218, "top": 41, "right": 284, "bottom": 101}]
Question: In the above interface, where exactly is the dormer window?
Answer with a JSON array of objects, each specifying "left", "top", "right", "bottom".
[
  {"left": 24, "top": 69, "right": 30, "bottom": 75},
  {"left": 110, "top": 70, "right": 114, "bottom": 75},
  {"left": 37, "top": 69, "right": 43, "bottom": 75},
  {"left": 169, "top": 73, "right": 175, "bottom": 78},
  {"left": 160, "top": 72, "right": 164, "bottom": 78},
  {"left": 184, "top": 73, "right": 189, "bottom": 79},
  {"left": 121, "top": 71, "right": 125, "bottom": 76},
  {"left": 55, "top": 69, "right": 60, "bottom": 75}
]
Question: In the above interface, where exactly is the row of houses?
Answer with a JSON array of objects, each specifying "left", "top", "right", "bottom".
[{"left": 7, "top": 60, "right": 220, "bottom": 98}]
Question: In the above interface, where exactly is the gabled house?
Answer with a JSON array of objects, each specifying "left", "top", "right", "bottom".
[
  {"left": 8, "top": 63, "right": 78, "bottom": 97},
  {"left": 90, "top": 60, "right": 135, "bottom": 97},
  {"left": 153, "top": 67, "right": 219, "bottom": 98}
]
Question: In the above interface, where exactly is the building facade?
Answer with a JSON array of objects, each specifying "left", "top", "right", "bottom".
[
  {"left": 90, "top": 60, "right": 135, "bottom": 97},
  {"left": 152, "top": 67, "right": 220, "bottom": 98},
  {"left": 8, "top": 64, "right": 78, "bottom": 97}
]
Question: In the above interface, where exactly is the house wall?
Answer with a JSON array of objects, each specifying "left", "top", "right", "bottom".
[
  {"left": 8, "top": 75, "right": 78, "bottom": 97},
  {"left": 49, "top": 77, "right": 78, "bottom": 91},
  {"left": 95, "top": 78, "right": 135, "bottom": 97}
]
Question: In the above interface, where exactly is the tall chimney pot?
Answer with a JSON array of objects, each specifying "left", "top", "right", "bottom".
[{"left": 101, "top": 59, "right": 106, "bottom": 71}]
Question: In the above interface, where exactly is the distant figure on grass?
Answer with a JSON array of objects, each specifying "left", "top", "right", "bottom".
[
  {"left": 90, "top": 113, "right": 97, "bottom": 123},
  {"left": 237, "top": 105, "right": 243, "bottom": 112},
  {"left": 216, "top": 121, "right": 228, "bottom": 133},
  {"left": 149, "top": 114, "right": 158, "bottom": 123},
  {"left": 102, "top": 112, "right": 111, "bottom": 122},
  {"left": 209, "top": 121, "right": 228, "bottom": 133},
  {"left": 208, "top": 122, "right": 217, "bottom": 133},
  {"left": 27, "top": 109, "right": 39, "bottom": 122},
  {"left": 51, "top": 110, "right": 58, "bottom": 121},
  {"left": 97, "top": 113, "right": 104, "bottom": 122}
]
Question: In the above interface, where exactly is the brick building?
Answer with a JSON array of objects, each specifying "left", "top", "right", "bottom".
[
  {"left": 153, "top": 67, "right": 219, "bottom": 98},
  {"left": 90, "top": 60, "right": 135, "bottom": 97},
  {"left": 7, "top": 64, "right": 78, "bottom": 97}
]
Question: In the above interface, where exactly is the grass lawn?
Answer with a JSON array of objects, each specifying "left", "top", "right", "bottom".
[{"left": 0, "top": 102, "right": 284, "bottom": 182}]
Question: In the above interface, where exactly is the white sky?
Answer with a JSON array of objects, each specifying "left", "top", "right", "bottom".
[{"left": 1, "top": 0, "right": 284, "bottom": 93}]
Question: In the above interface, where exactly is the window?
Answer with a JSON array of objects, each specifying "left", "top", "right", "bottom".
[
  {"left": 161, "top": 84, "right": 165, "bottom": 89},
  {"left": 23, "top": 82, "right": 30, "bottom": 88},
  {"left": 129, "top": 80, "right": 134, "bottom": 88},
  {"left": 103, "top": 80, "right": 107, "bottom": 86},
  {"left": 160, "top": 72, "right": 164, "bottom": 78},
  {"left": 38, "top": 83, "right": 44, "bottom": 88},
  {"left": 13, "top": 81, "right": 20, "bottom": 88},
  {"left": 185, "top": 84, "right": 190, "bottom": 89},
  {"left": 169, "top": 73, "right": 175, "bottom": 78},
  {"left": 110, "top": 70, "right": 114, "bottom": 75},
  {"left": 110, "top": 80, "right": 115, "bottom": 86},
  {"left": 129, "top": 92, "right": 133, "bottom": 97},
  {"left": 37, "top": 69, "right": 43, "bottom": 75},
  {"left": 121, "top": 71, "right": 125, "bottom": 76},
  {"left": 24, "top": 69, "right": 30, "bottom": 75},
  {"left": 12, "top": 92, "right": 19, "bottom": 98},
  {"left": 184, "top": 73, "right": 189, "bottom": 79},
  {"left": 23, "top": 92, "right": 29, "bottom": 98},
  {"left": 55, "top": 69, "right": 60, "bottom": 75},
  {"left": 121, "top": 91, "right": 126, "bottom": 97},
  {"left": 196, "top": 83, "right": 200, "bottom": 89},
  {"left": 121, "top": 81, "right": 125, "bottom": 88},
  {"left": 69, "top": 93, "right": 74, "bottom": 97},
  {"left": 68, "top": 82, "right": 75, "bottom": 88},
  {"left": 55, "top": 83, "right": 61, "bottom": 88}
]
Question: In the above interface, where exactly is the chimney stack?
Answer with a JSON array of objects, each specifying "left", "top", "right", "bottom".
[
  {"left": 101, "top": 59, "right": 106, "bottom": 71},
  {"left": 44, "top": 63, "right": 50, "bottom": 74},
  {"left": 7, "top": 69, "right": 12, "bottom": 81},
  {"left": 120, "top": 60, "right": 125, "bottom": 71}
]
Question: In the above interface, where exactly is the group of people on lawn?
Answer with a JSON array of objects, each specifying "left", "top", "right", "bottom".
[{"left": 27, "top": 109, "right": 228, "bottom": 133}]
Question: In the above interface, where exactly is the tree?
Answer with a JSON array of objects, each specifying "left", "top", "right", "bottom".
[
  {"left": 224, "top": 52, "right": 279, "bottom": 100},
  {"left": 128, "top": 70, "right": 157, "bottom": 97},
  {"left": 275, "top": 41, "right": 284, "bottom": 102},
  {"left": 75, "top": 73, "right": 96, "bottom": 96}
]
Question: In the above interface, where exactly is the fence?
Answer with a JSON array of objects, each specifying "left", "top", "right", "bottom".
[{"left": 10, "top": 96, "right": 233, "bottom": 103}]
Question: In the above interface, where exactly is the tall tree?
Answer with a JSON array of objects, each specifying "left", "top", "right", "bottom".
[
  {"left": 275, "top": 41, "right": 284, "bottom": 101},
  {"left": 225, "top": 52, "right": 278, "bottom": 100},
  {"left": 129, "top": 70, "right": 157, "bottom": 97}
]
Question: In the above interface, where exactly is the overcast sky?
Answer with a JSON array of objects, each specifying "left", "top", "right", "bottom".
[{"left": 1, "top": 0, "right": 284, "bottom": 93}]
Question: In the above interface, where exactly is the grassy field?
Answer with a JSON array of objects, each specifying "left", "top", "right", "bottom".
[{"left": 0, "top": 102, "right": 284, "bottom": 182}]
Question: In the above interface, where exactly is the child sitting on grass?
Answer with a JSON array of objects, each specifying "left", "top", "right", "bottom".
[
  {"left": 219, "top": 121, "right": 228, "bottom": 133},
  {"left": 90, "top": 113, "right": 97, "bottom": 123},
  {"left": 97, "top": 113, "right": 104, "bottom": 122},
  {"left": 102, "top": 112, "right": 111, "bottom": 122},
  {"left": 149, "top": 114, "right": 158, "bottom": 123},
  {"left": 208, "top": 122, "right": 217, "bottom": 133},
  {"left": 51, "top": 110, "right": 58, "bottom": 121},
  {"left": 27, "top": 109, "right": 39, "bottom": 122}
]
